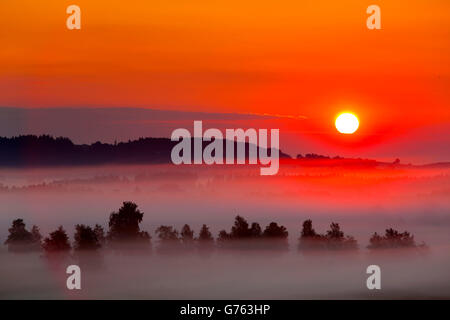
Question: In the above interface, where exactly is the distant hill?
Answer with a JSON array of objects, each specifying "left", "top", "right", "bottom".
[
  {"left": 417, "top": 162, "right": 450, "bottom": 169},
  {"left": 1, "top": 135, "right": 449, "bottom": 168},
  {"left": 0, "top": 135, "right": 291, "bottom": 167},
  {"left": 286, "top": 154, "right": 450, "bottom": 169}
]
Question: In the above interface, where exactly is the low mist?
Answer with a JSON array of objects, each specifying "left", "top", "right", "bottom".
[{"left": 0, "top": 163, "right": 449, "bottom": 299}]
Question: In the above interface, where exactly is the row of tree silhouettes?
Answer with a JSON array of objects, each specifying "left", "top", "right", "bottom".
[{"left": 4, "top": 201, "right": 425, "bottom": 253}]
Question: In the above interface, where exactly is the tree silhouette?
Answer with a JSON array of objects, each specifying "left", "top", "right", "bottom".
[
  {"left": 326, "top": 223, "right": 344, "bottom": 239},
  {"left": 74, "top": 224, "right": 101, "bottom": 251},
  {"left": 301, "top": 220, "right": 317, "bottom": 238},
  {"left": 217, "top": 216, "right": 290, "bottom": 250},
  {"left": 198, "top": 224, "right": 214, "bottom": 242},
  {"left": 42, "top": 226, "right": 71, "bottom": 253},
  {"left": 250, "top": 222, "right": 262, "bottom": 238},
  {"left": 155, "top": 226, "right": 179, "bottom": 242},
  {"left": 94, "top": 224, "right": 106, "bottom": 246},
  {"left": 368, "top": 228, "right": 420, "bottom": 249},
  {"left": 218, "top": 230, "right": 232, "bottom": 242},
  {"left": 180, "top": 224, "right": 196, "bottom": 251},
  {"left": 260, "top": 222, "right": 289, "bottom": 250},
  {"left": 4, "top": 219, "right": 40, "bottom": 252},
  {"left": 231, "top": 216, "right": 252, "bottom": 239},
  {"left": 385, "top": 228, "right": 415, "bottom": 247},
  {"left": 31, "top": 225, "right": 42, "bottom": 245},
  {"left": 107, "top": 202, "right": 151, "bottom": 247},
  {"left": 181, "top": 224, "right": 195, "bottom": 243},
  {"left": 263, "top": 222, "right": 288, "bottom": 239},
  {"left": 298, "top": 220, "right": 325, "bottom": 250},
  {"left": 155, "top": 225, "right": 180, "bottom": 253},
  {"left": 299, "top": 220, "right": 358, "bottom": 251},
  {"left": 368, "top": 232, "right": 383, "bottom": 248},
  {"left": 218, "top": 216, "right": 258, "bottom": 242},
  {"left": 325, "top": 222, "right": 358, "bottom": 250}
]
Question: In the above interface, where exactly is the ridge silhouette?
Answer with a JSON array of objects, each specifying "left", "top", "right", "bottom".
[{"left": 0, "top": 135, "right": 290, "bottom": 167}]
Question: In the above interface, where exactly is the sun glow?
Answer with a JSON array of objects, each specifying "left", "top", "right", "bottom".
[{"left": 335, "top": 113, "right": 359, "bottom": 134}]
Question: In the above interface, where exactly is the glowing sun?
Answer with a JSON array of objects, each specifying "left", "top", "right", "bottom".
[{"left": 335, "top": 112, "right": 359, "bottom": 134}]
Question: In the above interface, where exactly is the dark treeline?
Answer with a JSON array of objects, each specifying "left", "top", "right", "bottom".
[
  {"left": 0, "top": 135, "right": 173, "bottom": 166},
  {"left": 0, "top": 135, "right": 290, "bottom": 167},
  {"left": 217, "top": 216, "right": 289, "bottom": 250},
  {"left": 3, "top": 201, "right": 426, "bottom": 254},
  {"left": 298, "top": 219, "right": 358, "bottom": 251}
]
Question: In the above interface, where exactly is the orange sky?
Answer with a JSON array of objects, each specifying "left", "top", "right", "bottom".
[{"left": 0, "top": 0, "right": 449, "bottom": 157}]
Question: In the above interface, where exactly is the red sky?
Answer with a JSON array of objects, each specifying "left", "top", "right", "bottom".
[{"left": 0, "top": 0, "right": 449, "bottom": 162}]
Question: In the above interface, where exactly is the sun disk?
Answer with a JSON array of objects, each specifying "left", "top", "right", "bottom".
[{"left": 335, "top": 113, "right": 359, "bottom": 134}]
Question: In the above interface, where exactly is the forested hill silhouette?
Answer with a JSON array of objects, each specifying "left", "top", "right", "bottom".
[{"left": 0, "top": 135, "right": 291, "bottom": 167}]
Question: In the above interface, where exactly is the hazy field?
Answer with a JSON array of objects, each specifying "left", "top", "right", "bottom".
[
  {"left": 2, "top": 246, "right": 450, "bottom": 299},
  {"left": 0, "top": 162, "right": 449, "bottom": 299}
]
